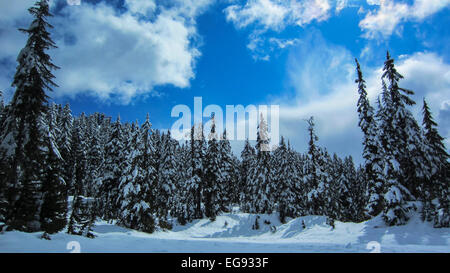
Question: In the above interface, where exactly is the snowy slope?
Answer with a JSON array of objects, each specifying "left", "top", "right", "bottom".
[{"left": 0, "top": 209, "right": 449, "bottom": 253}]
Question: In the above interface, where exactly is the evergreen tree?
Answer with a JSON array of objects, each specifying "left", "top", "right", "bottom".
[
  {"left": 382, "top": 52, "right": 427, "bottom": 198},
  {"left": 355, "top": 59, "right": 386, "bottom": 218},
  {"left": 342, "top": 156, "right": 364, "bottom": 221},
  {"left": 421, "top": 98, "right": 449, "bottom": 227},
  {"left": 327, "top": 154, "right": 344, "bottom": 220},
  {"left": 85, "top": 114, "right": 103, "bottom": 197},
  {"left": 138, "top": 114, "right": 158, "bottom": 229},
  {"left": 2, "top": 0, "right": 59, "bottom": 231},
  {"left": 292, "top": 151, "right": 308, "bottom": 216},
  {"left": 57, "top": 104, "right": 73, "bottom": 192},
  {"left": 248, "top": 114, "right": 273, "bottom": 214},
  {"left": 117, "top": 122, "right": 138, "bottom": 227},
  {"left": 67, "top": 195, "right": 96, "bottom": 238},
  {"left": 71, "top": 116, "right": 88, "bottom": 197},
  {"left": 204, "top": 117, "right": 221, "bottom": 220},
  {"left": 117, "top": 118, "right": 156, "bottom": 233},
  {"left": 173, "top": 142, "right": 193, "bottom": 225},
  {"left": 239, "top": 138, "right": 256, "bottom": 212},
  {"left": 156, "top": 131, "right": 177, "bottom": 229},
  {"left": 379, "top": 52, "right": 425, "bottom": 225},
  {"left": 218, "top": 130, "right": 234, "bottom": 213},
  {"left": 98, "top": 116, "right": 124, "bottom": 221},
  {"left": 190, "top": 124, "right": 206, "bottom": 219},
  {"left": 0, "top": 91, "right": 7, "bottom": 223},
  {"left": 272, "top": 137, "right": 296, "bottom": 223},
  {"left": 40, "top": 107, "right": 67, "bottom": 234},
  {"left": 11, "top": 116, "right": 47, "bottom": 231},
  {"left": 319, "top": 149, "right": 333, "bottom": 217},
  {"left": 305, "top": 117, "right": 328, "bottom": 216}
]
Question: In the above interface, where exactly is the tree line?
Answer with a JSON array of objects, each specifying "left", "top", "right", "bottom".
[{"left": 0, "top": 0, "right": 448, "bottom": 238}]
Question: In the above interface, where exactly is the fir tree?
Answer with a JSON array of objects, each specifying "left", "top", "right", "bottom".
[
  {"left": 382, "top": 52, "right": 427, "bottom": 198},
  {"left": 56, "top": 105, "right": 73, "bottom": 194},
  {"left": 342, "top": 156, "right": 364, "bottom": 222},
  {"left": 239, "top": 138, "right": 256, "bottom": 212},
  {"left": 355, "top": 59, "right": 386, "bottom": 218},
  {"left": 85, "top": 114, "right": 103, "bottom": 197},
  {"left": 71, "top": 116, "right": 88, "bottom": 197},
  {"left": 248, "top": 114, "right": 273, "bottom": 214},
  {"left": 174, "top": 142, "right": 193, "bottom": 225},
  {"left": 40, "top": 107, "right": 67, "bottom": 234},
  {"left": 2, "top": 0, "right": 60, "bottom": 231},
  {"left": 98, "top": 116, "right": 124, "bottom": 221},
  {"left": 156, "top": 131, "right": 177, "bottom": 229},
  {"left": 204, "top": 117, "right": 221, "bottom": 220},
  {"left": 190, "top": 124, "right": 206, "bottom": 219},
  {"left": 305, "top": 117, "right": 328, "bottom": 216},
  {"left": 67, "top": 195, "right": 96, "bottom": 238},
  {"left": 379, "top": 52, "right": 425, "bottom": 225},
  {"left": 272, "top": 137, "right": 296, "bottom": 223},
  {"left": 421, "top": 98, "right": 449, "bottom": 227},
  {"left": 138, "top": 114, "right": 158, "bottom": 229},
  {"left": 117, "top": 118, "right": 156, "bottom": 233},
  {"left": 218, "top": 130, "right": 234, "bottom": 213},
  {"left": 0, "top": 91, "right": 7, "bottom": 223}
]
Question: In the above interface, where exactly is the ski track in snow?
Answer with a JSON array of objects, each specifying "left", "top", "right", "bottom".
[{"left": 0, "top": 212, "right": 449, "bottom": 253}]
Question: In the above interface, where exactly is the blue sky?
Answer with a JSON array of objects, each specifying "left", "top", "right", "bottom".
[{"left": 0, "top": 0, "right": 449, "bottom": 163}]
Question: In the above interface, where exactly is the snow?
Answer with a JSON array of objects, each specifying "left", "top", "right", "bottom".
[{"left": 0, "top": 209, "right": 448, "bottom": 253}]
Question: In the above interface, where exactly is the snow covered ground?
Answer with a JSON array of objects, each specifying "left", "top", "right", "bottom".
[{"left": 1, "top": 210, "right": 449, "bottom": 253}]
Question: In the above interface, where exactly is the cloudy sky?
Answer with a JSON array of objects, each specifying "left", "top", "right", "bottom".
[{"left": 0, "top": 0, "right": 449, "bottom": 163}]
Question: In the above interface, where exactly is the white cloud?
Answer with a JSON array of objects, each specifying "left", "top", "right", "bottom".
[
  {"left": 366, "top": 0, "right": 381, "bottom": 5},
  {"left": 360, "top": 0, "right": 450, "bottom": 39},
  {"left": 394, "top": 52, "right": 450, "bottom": 133},
  {"left": 336, "top": 0, "right": 348, "bottom": 13},
  {"left": 225, "top": 0, "right": 331, "bottom": 30},
  {"left": 125, "top": 0, "right": 156, "bottom": 15},
  {"left": 224, "top": 0, "right": 332, "bottom": 60},
  {"left": 273, "top": 32, "right": 450, "bottom": 163},
  {"left": 0, "top": 0, "right": 213, "bottom": 104},
  {"left": 269, "top": 37, "right": 301, "bottom": 49},
  {"left": 225, "top": 0, "right": 290, "bottom": 30}
]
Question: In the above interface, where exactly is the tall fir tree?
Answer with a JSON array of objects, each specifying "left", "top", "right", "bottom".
[
  {"left": 379, "top": 52, "right": 426, "bottom": 225},
  {"left": 117, "top": 118, "right": 156, "bottom": 233},
  {"left": 248, "top": 114, "right": 273, "bottom": 214},
  {"left": 190, "top": 124, "right": 206, "bottom": 219},
  {"left": 138, "top": 114, "right": 158, "bottom": 228},
  {"left": 271, "top": 137, "right": 297, "bottom": 223},
  {"left": 85, "top": 114, "right": 103, "bottom": 197},
  {"left": 40, "top": 106, "right": 67, "bottom": 234},
  {"left": 421, "top": 98, "right": 449, "bottom": 227},
  {"left": 239, "top": 138, "right": 256, "bottom": 212},
  {"left": 174, "top": 141, "right": 194, "bottom": 225},
  {"left": 218, "top": 130, "right": 234, "bottom": 213},
  {"left": 355, "top": 59, "right": 386, "bottom": 218},
  {"left": 57, "top": 103, "right": 73, "bottom": 193},
  {"left": 1, "top": 0, "right": 60, "bottom": 232},
  {"left": 156, "top": 131, "right": 177, "bottom": 229},
  {"left": 98, "top": 116, "right": 124, "bottom": 221},
  {"left": 71, "top": 115, "right": 88, "bottom": 197},
  {"left": 305, "top": 117, "right": 328, "bottom": 216},
  {"left": 377, "top": 81, "right": 410, "bottom": 226},
  {"left": 204, "top": 117, "right": 221, "bottom": 220}
]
